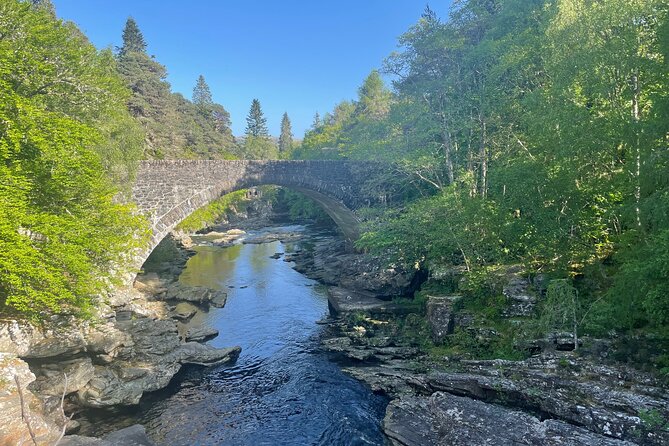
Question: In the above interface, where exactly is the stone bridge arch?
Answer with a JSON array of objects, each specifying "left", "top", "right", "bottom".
[{"left": 131, "top": 160, "right": 386, "bottom": 267}]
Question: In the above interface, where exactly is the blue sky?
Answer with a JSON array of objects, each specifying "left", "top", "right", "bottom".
[{"left": 52, "top": 1, "right": 452, "bottom": 137}]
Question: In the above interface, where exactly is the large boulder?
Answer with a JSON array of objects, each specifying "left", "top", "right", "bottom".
[
  {"left": 184, "top": 325, "right": 219, "bottom": 342},
  {"left": 327, "top": 287, "right": 413, "bottom": 316},
  {"left": 163, "top": 283, "right": 227, "bottom": 307},
  {"left": 501, "top": 269, "right": 539, "bottom": 317},
  {"left": 290, "top": 237, "right": 420, "bottom": 298},
  {"left": 172, "top": 302, "right": 198, "bottom": 320},
  {"left": 425, "top": 295, "right": 461, "bottom": 343}
]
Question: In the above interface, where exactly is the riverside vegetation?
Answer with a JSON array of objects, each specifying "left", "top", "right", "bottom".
[
  {"left": 0, "top": 0, "right": 289, "bottom": 320},
  {"left": 291, "top": 0, "right": 669, "bottom": 376},
  {"left": 0, "top": 0, "right": 669, "bottom": 444}
]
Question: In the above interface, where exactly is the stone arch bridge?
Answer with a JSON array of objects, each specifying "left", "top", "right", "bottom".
[{"left": 131, "top": 160, "right": 388, "bottom": 266}]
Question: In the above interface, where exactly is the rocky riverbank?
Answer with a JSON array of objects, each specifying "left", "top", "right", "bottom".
[
  {"left": 4, "top": 220, "right": 666, "bottom": 445},
  {"left": 0, "top": 234, "right": 241, "bottom": 444},
  {"left": 286, "top": 231, "right": 669, "bottom": 446}
]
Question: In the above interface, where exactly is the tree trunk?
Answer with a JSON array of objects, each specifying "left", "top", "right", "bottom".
[
  {"left": 467, "top": 109, "right": 477, "bottom": 197},
  {"left": 478, "top": 115, "right": 488, "bottom": 198},
  {"left": 631, "top": 70, "right": 641, "bottom": 228},
  {"left": 441, "top": 113, "right": 455, "bottom": 185}
]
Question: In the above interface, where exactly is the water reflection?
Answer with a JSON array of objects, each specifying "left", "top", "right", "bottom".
[{"left": 178, "top": 243, "right": 243, "bottom": 290}]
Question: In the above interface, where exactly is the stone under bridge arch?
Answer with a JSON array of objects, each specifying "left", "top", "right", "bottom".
[{"left": 131, "top": 160, "right": 386, "bottom": 267}]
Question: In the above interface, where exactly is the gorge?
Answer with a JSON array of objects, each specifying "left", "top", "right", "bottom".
[{"left": 2, "top": 0, "right": 669, "bottom": 444}]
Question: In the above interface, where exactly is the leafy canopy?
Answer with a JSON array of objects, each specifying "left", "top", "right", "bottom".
[{"left": 0, "top": 0, "right": 148, "bottom": 320}]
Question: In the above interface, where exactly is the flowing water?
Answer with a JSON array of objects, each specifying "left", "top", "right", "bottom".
[{"left": 83, "top": 226, "right": 388, "bottom": 445}]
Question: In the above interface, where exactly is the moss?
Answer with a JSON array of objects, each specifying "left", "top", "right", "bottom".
[{"left": 176, "top": 190, "right": 250, "bottom": 232}]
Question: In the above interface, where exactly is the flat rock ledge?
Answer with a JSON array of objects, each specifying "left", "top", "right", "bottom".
[
  {"left": 162, "top": 283, "right": 228, "bottom": 308},
  {"left": 75, "top": 317, "right": 240, "bottom": 408},
  {"left": 60, "top": 424, "right": 155, "bottom": 446},
  {"left": 327, "top": 287, "right": 414, "bottom": 315},
  {"left": 384, "top": 392, "right": 636, "bottom": 446}
]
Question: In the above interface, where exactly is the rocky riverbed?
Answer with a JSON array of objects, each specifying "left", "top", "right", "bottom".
[
  {"left": 2, "top": 221, "right": 668, "bottom": 445},
  {"left": 286, "top": 230, "right": 669, "bottom": 446}
]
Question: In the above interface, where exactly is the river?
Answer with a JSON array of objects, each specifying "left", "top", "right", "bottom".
[{"left": 81, "top": 226, "right": 388, "bottom": 445}]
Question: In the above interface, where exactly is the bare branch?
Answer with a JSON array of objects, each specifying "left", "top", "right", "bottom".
[
  {"left": 512, "top": 132, "right": 536, "bottom": 161},
  {"left": 412, "top": 169, "right": 443, "bottom": 191},
  {"left": 53, "top": 373, "right": 72, "bottom": 446},
  {"left": 14, "top": 375, "right": 38, "bottom": 446}
]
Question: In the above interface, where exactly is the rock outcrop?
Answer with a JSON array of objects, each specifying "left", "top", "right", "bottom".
[
  {"left": 325, "top": 312, "right": 669, "bottom": 446},
  {"left": 0, "top": 353, "right": 61, "bottom": 445},
  {"left": 416, "top": 358, "right": 669, "bottom": 444},
  {"left": 0, "top": 271, "right": 240, "bottom": 442},
  {"left": 384, "top": 392, "right": 636, "bottom": 446},
  {"left": 425, "top": 295, "right": 461, "bottom": 343},
  {"left": 289, "top": 236, "right": 420, "bottom": 298},
  {"left": 76, "top": 317, "right": 239, "bottom": 407}
]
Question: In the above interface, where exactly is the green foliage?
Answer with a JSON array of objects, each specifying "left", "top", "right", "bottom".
[
  {"left": 590, "top": 229, "right": 669, "bottom": 333},
  {"left": 192, "top": 74, "right": 214, "bottom": 115},
  {"left": 276, "top": 189, "right": 330, "bottom": 223},
  {"left": 239, "top": 99, "right": 276, "bottom": 159},
  {"left": 0, "top": 1, "right": 148, "bottom": 320},
  {"left": 347, "top": 0, "right": 669, "bottom": 359},
  {"left": 536, "top": 279, "right": 581, "bottom": 347},
  {"left": 243, "top": 135, "right": 278, "bottom": 160},
  {"left": 355, "top": 70, "right": 392, "bottom": 121},
  {"left": 638, "top": 409, "right": 669, "bottom": 432},
  {"left": 435, "top": 328, "right": 524, "bottom": 361},
  {"left": 292, "top": 69, "right": 395, "bottom": 161},
  {"left": 357, "top": 185, "right": 508, "bottom": 271},
  {"left": 176, "top": 190, "right": 250, "bottom": 232}
]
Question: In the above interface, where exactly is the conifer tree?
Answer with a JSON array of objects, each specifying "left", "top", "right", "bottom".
[
  {"left": 355, "top": 70, "right": 391, "bottom": 120},
  {"left": 192, "top": 75, "right": 213, "bottom": 115},
  {"left": 279, "top": 112, "right": 293, "bottom": 154},
  {"left": 115, "top": 19, "right": 235, "bottom": 159},
  {"left": 245, "top": 99, "right": 269, "bottom": 137},
  {"left": 311, "top": 112, "right": 321, "bottom": 129},
  {"left": 243, "top": 99, "right": 277, "bottom": 159},
  {"left": 119, "top": 17, "right": 147, "bottom": 57}
]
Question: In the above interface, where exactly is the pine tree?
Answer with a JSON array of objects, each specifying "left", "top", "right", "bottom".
[
  {"left": 115, "top": 20, "right": 236, "bottom": 159},
  {"left": 245, "top": 99, "right": 269, "bottom": 138},
  {"left": 192, "top": 75, "right": 213, "bottom": 115},
  {"left": 311, "top": 112, "right": 321, "bottom": 129},
  {"left": 119, "top": 17, "right": 147, "bottom": 57},
  {"left": 279, "top": 112, "right": 293, "bottom": 154}
]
